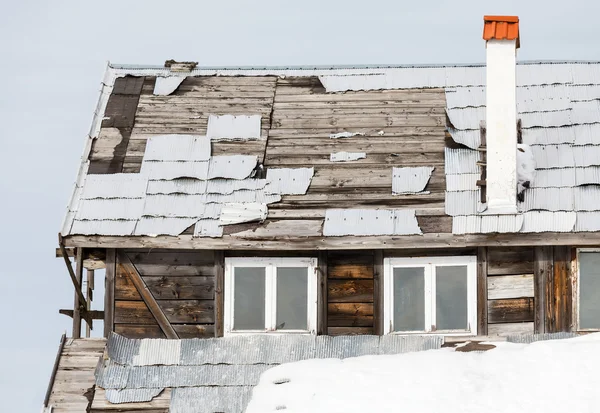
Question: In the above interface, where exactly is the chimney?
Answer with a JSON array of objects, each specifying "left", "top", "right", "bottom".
[{"left": 483, "top": 15, "right": 520, "bottom": 214}]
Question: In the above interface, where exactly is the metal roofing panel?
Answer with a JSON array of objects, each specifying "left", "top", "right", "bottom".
[
  {"left": 575, "top": 166, "right": 600, "bottom": 185},
  {"left": 445, "top": 66, "right": 486, "bottom": 87},
  {"left": 444, "top": 87, "right": 485, "bottom": 109},
  {"left": 206, "top": 115, "right": 262, "bottom": 140},
  {"left": 140, "top": 161, "right": 210, "bottom": 180},
  {"left": 147, "top": 179, "right": 208, "bottom": 195},
  {"left": 520, "top": 110, "right": 572, "bottom": 128},
  {"left": 330, "top": 152, "right": 366, "bottom": 162},
  {"left": 506, "top": 332, "right": 577, "bottom": 344},
  {"left": 574, "top": 186, "right": 600, "bottom": 211},
  {"left": 447, "top": 128, "right": 481, "bottom": 149},
  {"left": 530, "top": 168, "right": 575, "bottom": 188},
  {"left": 575, "top": 211, "right": 600, "bottom": 231},
  {"left": 134, "top": 217, "right": 198, "bottom": 236},
  {"left": 208, "top": 155, "right": 257, "bottom": 179},
  {"left": 392, "top": 166, "right": 434, "bottom": 194},
  {"left": 143, "top": 135, "right": 211, "bottom": 161},
  {"left": 95, "top": 360, "right": 130, "bottom": 389},
  {"left": 570, "top": 64, "right": 600, "bottom": 85},
  {"left": 522, "top": 127, "right": 575, "bottom": 145},
  {"left": 445, "top": 191, "right": 479, "bottom": 216},
  {"left": 323, "top": 208, "right": 421, "bottom": 236},
  {"left": 105, "top": 388, "right": 164, "bottom": 404},
  {"left": 519, "top": 187, "right": 574, "bottom": 211},
  {"left": 70, "top": 219, "right": 137, "bottom": 236},
  {"left": 446, "top": 106, "right": 484, "bottom": 130},
  {"left": 446, "top": 173, "right": 479, "bottom": 191},
  {"left": 444, "top": 148, "right": 480, "bottom": 174},
  {"left": 203, "top": 190, "right": 280, "bottom": 205},
  {"left": 378, "top": 335, "right": 443, "bottom": 354},
  {"left": 154, "top": 76, "right": 186, "bottom": 96},
  {"left": 516, "top": 63, "right": 573, "bottom": 86},
  {"left": 480, "top": 214, "right": 524, "bottom": 233},
  {"left": 516, "top": 84, "right": 571, "bottom": 113},
  {"left": 193, "top": 219, "right": 223, "bottom": 237},
  {"left": 108, "top": 334, "right": 141, "bottom": 365},
  {"left": 132, "top": 339, "right": 182, "bottom": 366},
  {"left": 76, "top": 198, "right": 144, "bottom": 220},
  {"left": 142, "top": 194, "right": 209, "bottom": 218},
  {"left": 573, "top": 145, "right": 600, "bottom": 167},
  {"left": 171, "top": 387, "right": 253, "bottom": 413},
  {"left": 82, "top": 174, "right": 148, "bottom": 199},
  {"left": 452, "top": 215, "right": 481, "bottom": 234},
  {"left": 569, "top": 84, "right": 600, "bottom": 101},
  {"left": 314, "top": 335, "right": 381, "bottom": 359},
  {"left": 265, "top": 168, "right": 314, "bottom": 195},
  {"left": 520, "top": 211, "right": 576, "bottom": 233},
  {"left": 206, "top": 178, "right": 267, "bottom": 194},
  {"left": 573, "top": 124, "right": 600, "bottom": 145},
  {"left": 571, "top": 100, "right": 600, "bottom": 124},
  {"left": 319, "top": 67, "right": 448, "bottom": 92},
  {"left": 219, "top": 203, "right": 267, "bottom": 225},
  {"left": 531, "top": 144, "right": 575, "bottom": 169}
]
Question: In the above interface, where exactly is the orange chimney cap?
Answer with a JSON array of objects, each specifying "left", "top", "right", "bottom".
[{"left": 483, "top": 15, "right": 520, "bottom": 48}]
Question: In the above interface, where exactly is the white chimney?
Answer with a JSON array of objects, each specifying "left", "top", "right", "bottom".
[{"left": 483, "top": 16, "right": 520, "bottom": 214}]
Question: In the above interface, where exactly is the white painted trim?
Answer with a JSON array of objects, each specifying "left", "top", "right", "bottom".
[
  {"left": 383, "top": 256, "right": 477, "bottom": 336},
  {"left": 224, "top": 257, "right": 317, "bottom": 336},
  {"left": 575, "top": 249, "right": 600, "bottom": 332}
]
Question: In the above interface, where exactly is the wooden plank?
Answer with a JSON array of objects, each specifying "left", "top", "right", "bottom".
[
  {"left": 143, "top": 276, "right": 215, "bottom": 299},
  {"left": 328, "top": 253, "right": 374, "bottom": 279},
  {"left": 43, "top": 333, "right": 66, "bottom": 408},
  {"left": 104, "top": 249, "right": 116, "bottom": 337},
  {"left": 317, "top": 251, "right": 328, "bottom": 335},
  {"left": 553, "top": 246, "right": 573, "bottom": 332},
  {"left": 118, "top": 253, "right": 179, "bottom": 339},
  {"left": 328, "top": 303, "right": 374, "bottom": 327},
  {"left": 487, "top": 247, "right": 534, "bottom": 275},
  {"left": 85, "top": 269, "right": 94, "bottom": 337},
  {"left": 328, "top": 280, "right": 374, "bottom": 303},
  {"left": 373, "top": 250, "right": 384, "bottom": 335},
  {"left": 214, "top": 251, "right": 224, "bottom": 337},
  {"left": 91, "top": 388, "right": 170, "bottom": 413},
  {"left": 115, "top": 324, "right": 215, "bottom": 339},
  {"left": 158, "top": 299, "right": 215, "bottom": 324},
  {"left": 327, "top": 326, "right": 374, "bottom": 335},
  {"left": 487, "top": 274, "right": 534, "bottom": 300},
  {"left": 477, "top": 247, "right": 488, "bottom": 336},
  {"left": 58, "top": 243, "right": 88, "bottom": 310},
  {"left": 488, "top": 298, "right": 535, "bottom": 324},
  {"left": 488, "top": 322, "right": 534, "bottom": 337},
  {"left": 126, "top": 250, "right": 215, "bottom": 267},
  {"left": 73, "top": 248, "right": 84, "bottom": 339},
  {"left": 533, "top": 246, "right": 552, "bottom": 334},
  {"left": 115, "top": 268, "right": 142, "bottom": 300},
  {"left": 114, "top": 301, "right": 156, "bottom": 324}
]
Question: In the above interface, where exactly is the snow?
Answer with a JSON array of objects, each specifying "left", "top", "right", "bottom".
[
  {"left": 517, "top": 143, "right": 536, "bottom": 196},
  {"left": 246, "top": 334, "right": 600, "bottom": 413}
]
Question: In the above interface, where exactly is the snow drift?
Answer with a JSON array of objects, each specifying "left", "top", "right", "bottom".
[{"left": 246, "top": 334, "right": 600, "bottom": 413}]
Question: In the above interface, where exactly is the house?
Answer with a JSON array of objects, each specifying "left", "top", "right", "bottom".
[{"left": 45, "top": 15, "right": 600, "bottom": 412}]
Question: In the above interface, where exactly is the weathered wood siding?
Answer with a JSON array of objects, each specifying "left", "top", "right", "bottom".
[
  {"left": 113, "top": 249, "right": 216, "bottom": 338},
  {"left": 327, "top": 251, "right": 375, "bottom": 335}
]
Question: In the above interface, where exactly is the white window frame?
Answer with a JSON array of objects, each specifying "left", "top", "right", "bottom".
[
  {"left": 383, "top": 256, "right": 477, "bottom": 336},
  {"left": 224, "top": 257, "right": 318, "bottom": 335},
  {"left": 574, "top": 248, "right": 600, "bottom": 332}
]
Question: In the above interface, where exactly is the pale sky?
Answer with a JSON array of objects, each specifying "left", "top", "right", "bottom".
[{"left": 1, "top": 1, "right": 599, "bottom": 411}]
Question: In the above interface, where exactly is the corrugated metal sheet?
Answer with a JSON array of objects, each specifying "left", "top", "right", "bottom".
[
  {"left": 569, "top": 84, "right": 600, "bottom": 101},
  {"left": 444, "top": 148, "right": 480, "bottom": 174},
  {"left": 575, "top": 211, "right": 600, "bottom": 231},
  {"left": 571, "top": 63, "right": 600, "bottom": 85},
  {"left": 445, "top": 191, "right": 479, "bottom": 216},
  {"left": 516, "top": 63, "right": 573, "bottom": 86},
  {"left": 575, "top": 166, "right": 600, "bottom": 185},
  {"left": 206, "top": 115, "right": 262, "bottom": 140},
  {"left": 107, "top": 333, "right": 140, "bottom": 365},
  {"left": 132, "top": 339, "right": 182, "bottom": 366},
  {"left": 105, "top": 388, "right": 164, "bottom": 404},
  {"left": 378, "top": 335, "right": 443, "bottom": 354},
  {"left": 573, "top": 124, "right": 600, "bottom": 145},
  {"left": 81, "top": 174, "right": 148, "bottom": 199},
  {"left": 573, "top": 145, "right": 600, "bottom": 167},
  {"left": 520, "top": 211, "right": 576, "bottom": 233},
  {"left": 452, "top": 215, "right": 481, "bottom": 235},
  {"left": 141, "top": 161, "right": 210, "bottom": 180},
  {"left": 208, "top": 155, "right": 258, "bottom": 179},
  {"left": 134, "top": 217, "right": 198, "bottom": 236},
  {"left": 171, "top": 387, "right": 253, "bottom": 413},
  {"left": 142, "top": 194, "right": 210, "bottom": 218},
  {"left": 147, "top": 179, "right": 208, "bottom": 195},
  {"left": 522, "top": 127, "right": 575, "bottom": 145},
  {"left": 517, "top": 84, "right": 571, "bottom": 113},
  {"left": 330, "top": 152, "right": 366, "bottom": 162},
  {"left": 207, "top": 178, "right": 267, "bottom": 194},
  {"left": 519, "top": 187, "right": 574, "bottom": 211},
  {"left": 446, "top": 173, "right": 479, "bottom": 191},
  {"left": 95, "top": 360, "right": 130, "bottom": 389},
  {"left": 154, "top": 76, "right": 186, "bottom": 96},
  {"left": 314, "top": 335, "right": 380, "bottom": 359},
  {"left": 265, "top": 168, "right": 314, "bottom": 195},
  {"left": 329, "top": 131, "right": 365, "bottom": 139},
  {"left": 571, "top": 100, "right": 600, "bottom": 124},
  {"left": 506, "top": 332, "right": 577, "bottom": 344},
  {"left": 452, "top": 214, "right": 524, "bottom": 234},
  {"left": 574, "top": 185, "right": 600, "bottom": 211},
  {"left": 445, "top": 66, "right": 486, "bottom": 87},
  {"left": 530, "top": 168, "right": 575, "bottom": 188},
  {"left": 219, "top": 203, "right": 268, "bottom": 225},
  {"left": 520, "top": 109, "right": 572, "bottom": 128},
  {"left": 447, "top": 128, "right": 481, "bottom": 149},
  {"left": 323, "top": 209, "right": 421, "bottom": 236},
  {"left": 76, "top": 198, "right": 145, "bottom": 220},
  {"left": 445, "top": 87, "right": 485, "bottom": 109},
  {"left": 70, "top": 220, "right": 137, "bottom": 236},
  {"left": 392, "top": 166, "right": 434, "bottom": 194},
  {"left": 193, "top": 219, "right": 223, "bottom": 237},
  {"left": 530, "top": 144, "right": 575, "bottom": 169},
  {"left": 446, "top": 106, "right": 484, "bottom": 131},
  {"left": 143, "top": 135, "right": 211, "bottom": 161}
]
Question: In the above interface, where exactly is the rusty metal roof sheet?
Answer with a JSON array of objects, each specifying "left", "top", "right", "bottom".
[
  {"left": 392, "top": 167, "right": 434, "bottom": 194},
  {"left": 323, "top": 209, "right": 421, "bottom": 236},
  {"left": 206, "top": 115, "right": 262, "bottom": 141}
]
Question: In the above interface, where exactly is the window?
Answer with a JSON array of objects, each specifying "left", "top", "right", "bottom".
[
  {"left": 384, "top": 256, "right": 477, "bottom": 335},
  {"left": 224, "top": 257, "right": 317, "bottom": 335},
  {"left": 576, "top": 249, "right": 600, "bottom": 330}
]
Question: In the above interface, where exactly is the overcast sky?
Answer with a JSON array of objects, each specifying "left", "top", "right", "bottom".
[{"left": 1, "top": 1, "right": 599, "bottom": 411}]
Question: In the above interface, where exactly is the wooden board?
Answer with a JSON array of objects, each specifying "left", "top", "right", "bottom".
[
  {"left": 328, "top": 280, "right": 374, "bottom": 303},
  {"left": 487, "top": 274, "right": 534, "bottom": 300},
  {"left": 488, "top": 322, "right": 535, "bottom": 337},
  {"left": 328, "top": 303, "right": 374, "bottom": 327},
  {"left": 115, "top": 324, "right": 215, "bottom": 339},
  {"left": 488, "top": 298, "right": 535, "bottom": 324},
  {"left": 91, "top": 387, "right": 170, "bottom": 412},
  {"left": 487, "top": 247, "right": 534, "bottom": 275}
]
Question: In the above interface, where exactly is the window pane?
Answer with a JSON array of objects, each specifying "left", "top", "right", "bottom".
[
  {"left": 579, "top": 252, "right": 600, "bottom": 329},
  {"left": 393, "top": 267, "right": 425, "bottom": 332},
  {"left": 233, "top": 267, "right": 265, "bottom": 330},
  {"left": 276, "top": 267, "right": 308, "bottom": 330},
  {"left": 436, "top": 266, "right": 468, "bottom": 331}
]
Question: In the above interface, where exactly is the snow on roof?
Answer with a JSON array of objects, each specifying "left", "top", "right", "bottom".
[{"left": 246, "top": 333, "right": 600, "bottom": 413}]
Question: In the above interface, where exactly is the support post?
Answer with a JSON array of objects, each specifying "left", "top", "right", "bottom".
[
  {"left": 104, "top": 249, "right": 116, "bottom": 338},
  {"left": 72, "top": 248, "right": 84, "bottom": 338},
  {"left": 214, "top": 251, "right": 224, "bottom": 337},
  {"left": 534, "top": 246, "right": 552, "bottom": 333},
  {"left": 317, "top": 251, "right": 328, "bottom": 335},
  {"left": 85, "top": 269, "right": 95, "bottom": 337},
  {"left": 373, "top": 250, "right": 384, "bottom": 336},
  {"left": 477, "top": 247, "right": 488, "bottom": 336}
]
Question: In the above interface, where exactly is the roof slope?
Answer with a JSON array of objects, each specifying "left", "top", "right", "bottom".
[{"left": 60, "top": 62, "right": 600, "bottom": 248}]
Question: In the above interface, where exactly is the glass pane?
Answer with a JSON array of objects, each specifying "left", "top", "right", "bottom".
[
  {"left": 233, "top": 267, "right": 265, "bottom": 330},
  {"left": 276, "top": 267, "right": 308, "bottom": 330},
  {"left": 436, "top": 266, "right": 468, "bottom": 331},
  {"left": 393, "top": 267, "right": 425, "bottom": 332},
  {"left": 579, "top": 252, "right": 600, "bottom": 329}
]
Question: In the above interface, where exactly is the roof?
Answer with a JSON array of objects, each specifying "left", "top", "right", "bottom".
[{"left": 60, "top": 61, "right": 600, "bottom": 249}]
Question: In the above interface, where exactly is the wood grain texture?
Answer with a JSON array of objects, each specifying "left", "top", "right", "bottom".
[
  {"left": 317, "top": 251, "right": 328, "bottom": 335},
  {"left": 534, "top": 246, "right": 553, "bottom": 334},
  {"left": 488, "top": 298, "right": 535, "bottom": 324},
  {"left": 477, "top": 247, "right": 488, "bottom": 336},
  {"left": 115, "top": 323, "right": 215, "bottom": 339},
  {"left": 104, "top": 249, "right": 116, "bottom": 337},
  {"left": 373, "top": 250, "right": 384, "bottom": 335},
  {"left": 328, "top": 303, "right": 374, "bottom": 326},
  {"left": 488, "top": 322, "right": 534, "bottom": 337},
  {"left": 327, "top": 326, "right": 374, "bottom": 335},
  {"left": 72, "top": 248, "right": 84, "bottom": 339},
  {"left": 487, "top": 274, "right": 534, "bottom": 300},
  {"left": 328, "top": 280, "right": 374, "bottom": 303},
  {"left": 552, "top": 246, "right": 573, "bottom": 332},
  {"left": 487, "top": 247, "right": 534, "bottom": 275},
  {"left": 214, "top": 251, "right": 224, "bottom": 337}
]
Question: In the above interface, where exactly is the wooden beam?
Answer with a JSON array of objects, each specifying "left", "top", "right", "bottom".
[
  {"left": 73, "top": 248, "right": 84, "bottom": 339},
  {"left": 43, "top": 333, "right": 66, "bottom": 408},
  {"left": 118, "top": 252, "right": 179, "bottom": 339},
  {"left": 533, "top": 246, "right": 552, "bottom": 333},
  {"left": 63, "top": 232, "right": 600, "bottom": 250},
  {"left": 55, "top": 247, "right": 76, "bottom": 258},
  {"left": 317, "top": 251, "right": 328, "bottom": 335},
  {"left": 214, "top": 251, "right": 224, "bottom": 337},
  {"left": 58, "top": 243, "right": 88, "bottom": 307},
  {"left": 86, "top": 269, "right": 95, "bottom": 337},
  {"left": 59, "top": 309, "right": 105, "bottom": 319},
  {"left": 373, "top": 250, "right": 384, "bottom": 336},
  {"left": 104, "top": 249, "right": 116, "bottom": 338},
  {"left": 477, "top": 247, "right": 488, "bottom": 336}
]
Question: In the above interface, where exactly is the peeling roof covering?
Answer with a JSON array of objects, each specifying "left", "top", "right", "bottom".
[
  {"left": 97, "top": 333, "right": 442, "bottom": 412},
  {"left": 265, "top": 168, "right": 314, "bottom": 195},
  {"left": 154, "top": 76, "right": 186, "bottom": 96},
  {"left": 323, "top": 209, "right": 422, "bottom": 236},
  {"left": 330, "top": 152, "right": 366, "bottom": 162},
  {"left": 392, "top": 167, "right": 434, "bottom": 194},
  {"left": 206, "top": 115, "right": 262, "bottom": 140}
]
